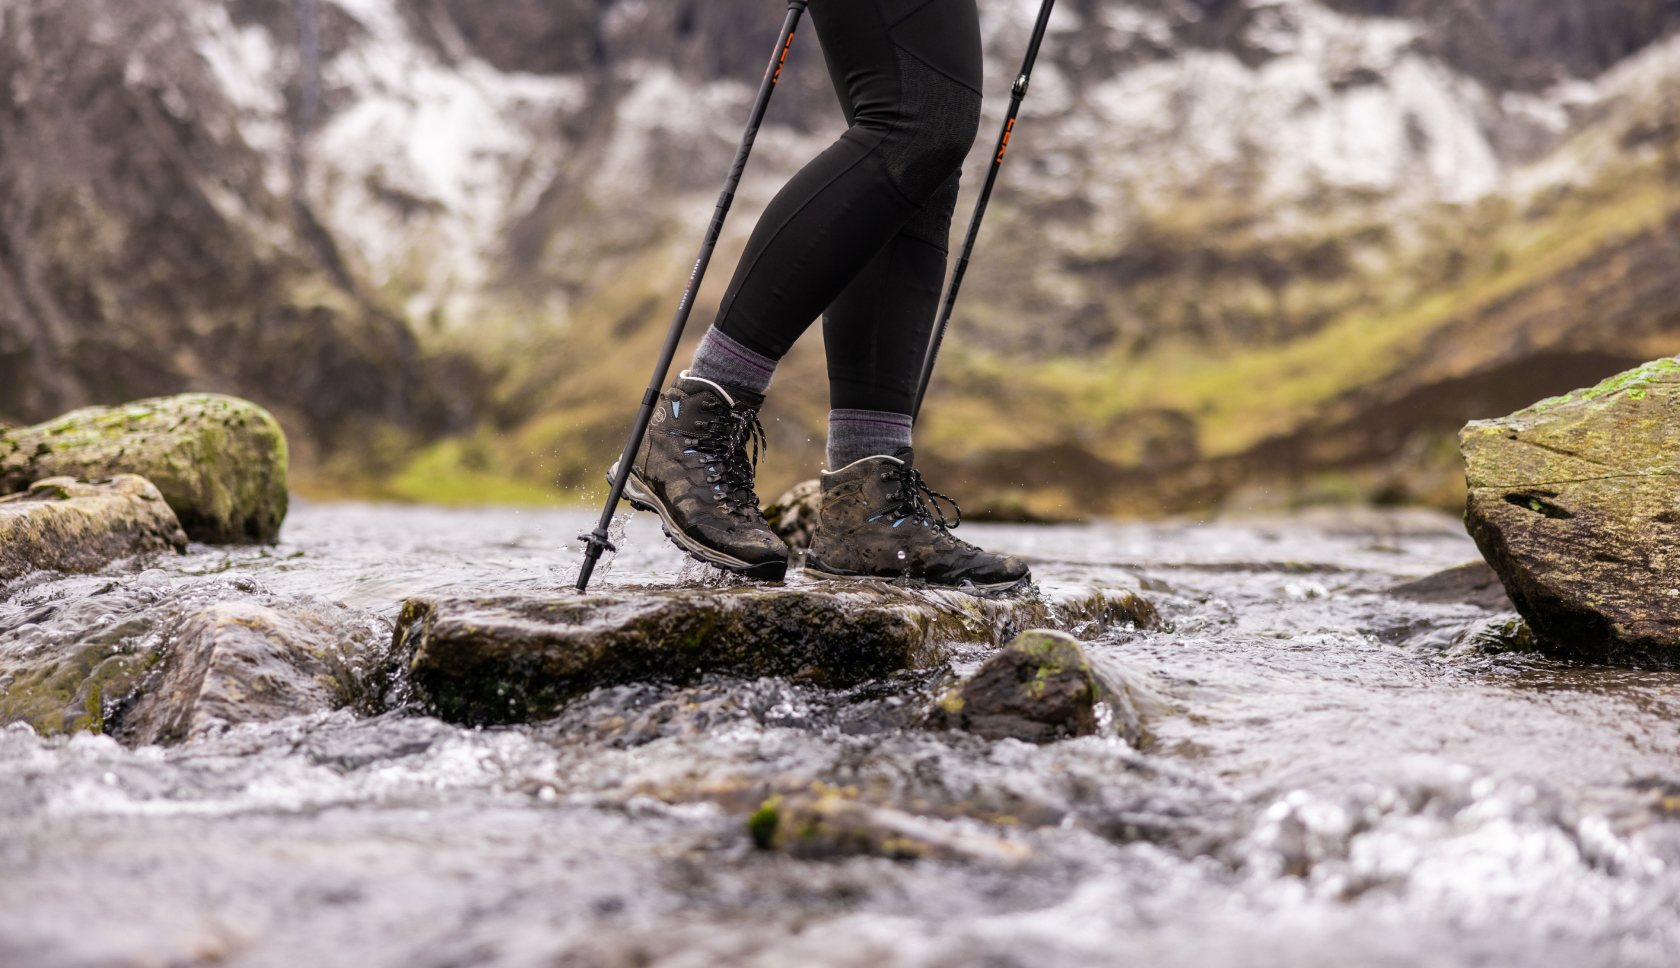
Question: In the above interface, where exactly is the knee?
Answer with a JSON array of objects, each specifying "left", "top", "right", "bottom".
[{"left": 882, "top": 51, "right": 981, "bottom": 203}]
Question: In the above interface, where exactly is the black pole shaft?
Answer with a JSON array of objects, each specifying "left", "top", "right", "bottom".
[
  {"left": 576, "top": 1, "right": 807, "bottom": 592},
  {"left": 911, "top": 0, "right": 1057, "bottom": 421}
]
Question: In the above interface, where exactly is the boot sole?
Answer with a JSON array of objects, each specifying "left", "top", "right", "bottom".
[
  {"left": 608, "top": 462, "right": 788, "bottom": 582},
  {"left": 804, "top": 552, "right": 1030, "bottom": 595}
]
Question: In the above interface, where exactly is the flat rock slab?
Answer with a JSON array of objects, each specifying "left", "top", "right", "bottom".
[
  {"left": 0, "top": 393, "right": 288, "bottom": 544},
  {"left": 396, "top": 580, "right": 1159, "bottom": 725},
  {"left": 0, "top": 476, "right": 186, "bottom": 584},
  {"left": 1462, "top": 357, "right": 1680, "bottom": 666}
]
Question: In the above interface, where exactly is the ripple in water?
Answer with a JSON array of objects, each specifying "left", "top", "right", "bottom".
[{"left": 2, "top": 499, "right": 1678, "bottom": 966}]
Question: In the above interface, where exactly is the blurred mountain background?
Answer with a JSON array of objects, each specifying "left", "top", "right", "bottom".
[{"left": 2, "top": 0, "right": 1677, "bottom": 519}]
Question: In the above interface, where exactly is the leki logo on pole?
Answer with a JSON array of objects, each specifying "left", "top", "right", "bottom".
[
  {"left": 996, "top": 118, "right": 1015, "bottom": 162},
  {"left": 770, "top": 28, "right": 795, "bottom": 83}
]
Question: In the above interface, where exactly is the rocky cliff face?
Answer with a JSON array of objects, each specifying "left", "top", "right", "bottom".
[{"left": 3, "top": 0, "right": 1678, "bottom": 512}]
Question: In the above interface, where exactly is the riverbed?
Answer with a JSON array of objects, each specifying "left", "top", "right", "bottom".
[{"left": 3, "top": 500, "right": 1678, "bottom": 967}]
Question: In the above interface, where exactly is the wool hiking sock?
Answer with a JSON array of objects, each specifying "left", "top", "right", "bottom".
[
  {"left": 687, "top": 327, "right": 776, "bottom": 396},
  {"left": 827, "top": 409, "right": 912, "bottom": 468}
]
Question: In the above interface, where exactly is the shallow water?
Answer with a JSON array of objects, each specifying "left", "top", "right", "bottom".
[{"left": 3, "top": 500, "right": 1679, "bottom": 967}]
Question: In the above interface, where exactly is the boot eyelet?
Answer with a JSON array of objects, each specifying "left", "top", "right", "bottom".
[{"left": 896, "top": 550, "right": 907, "bottom": 560}]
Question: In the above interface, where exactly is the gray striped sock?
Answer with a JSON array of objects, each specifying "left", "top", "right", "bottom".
[
  {"left": 688, "top": 326, "right": 776, "bottom": 395},
  {"left": 827, "top": 409, "right": 912, "bottom": 469}
]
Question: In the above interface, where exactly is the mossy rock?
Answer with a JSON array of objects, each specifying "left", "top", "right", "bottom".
[
  {"left": 925, "top": 629, "right": 1098, "bottom": 743},
  {"left": 0, "top": 476, "right": 187, "bottom": 585},
  {"left": 1461, "top": 358, "right": 1680, "bottom": 666},
  {"left": 395, "top": 581, "right": 1159, "bottom": 725},
  {"left": 0, "top": 394, "right": 289, "bottom": 544}
]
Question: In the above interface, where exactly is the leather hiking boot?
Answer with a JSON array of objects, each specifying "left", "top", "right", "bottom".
[
  {"left": 806, "top": 447, "right": 1031, "bottom": 592},
  {"left": 609, "top": 372, "right": 790, "bottom": 580}
]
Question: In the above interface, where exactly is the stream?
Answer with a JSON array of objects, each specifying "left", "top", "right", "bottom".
[{"left": 3, "top": 500, "right": 1678, "bottom": 967}]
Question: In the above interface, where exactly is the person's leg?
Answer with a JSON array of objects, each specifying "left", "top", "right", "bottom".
[
  {"left": 822, "top": 171, "right": 958, "bottom": 467},
  {"left": 687, "top": 0, "right": 982, "bottom": 396}
]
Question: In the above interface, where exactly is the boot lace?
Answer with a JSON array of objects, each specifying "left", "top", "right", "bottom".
[
  {"left": 695, "top": 404, "right": 768, "bottom": 518},
  {"left": 881, "top": 463, "right": 963, "bottom": 534}
]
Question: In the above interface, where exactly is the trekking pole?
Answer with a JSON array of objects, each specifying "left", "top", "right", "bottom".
[
  {"left": 910, "top": 0, "right": 1056, "bottom": 421},
  {"left": 575, "top": 1, "right": 807, "bottom": 592}
]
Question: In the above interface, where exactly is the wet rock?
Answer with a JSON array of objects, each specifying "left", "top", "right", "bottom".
[
  {"left": 763, "top": 479, "right": 820, "bottom": 550},
  {"left": 747, "top": 786, "right": 1031, "bottom": 864},
  {"left": 396, "top": 581, "right": 1158, "bottom": 725},
  {"left": 1461, "top": 358, "right": 1680, "bottom": 666},
  {"left": 923, "top": 629, "right": 1142, "bottom": 744},
  {"left": 0, "top": 476, "right": 187, "bottom": 584},
  {"left": 1, "top": 580, "right": 389, "bottom": 741},
  {"left": 1384, "top": 561, "right": 1513, "bottom": 609},
  {"left": 0, "top": 394, "right": 289, "bottom": 544},
  {"left": 118, "top": 602, "right": 384, "bottom": 745}
]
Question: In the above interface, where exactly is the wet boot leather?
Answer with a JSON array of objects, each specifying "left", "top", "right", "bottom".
[
  {"left": 610, "top": 372, "right": 789, "bottom": 580},
  {"left": 806, "top": 448, "right": 1030, "bottom": 591}
]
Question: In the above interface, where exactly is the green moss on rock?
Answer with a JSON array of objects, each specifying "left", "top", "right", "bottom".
[
  {"left": 0, "top": 394, "right": 289, "bottom": 544},
  {"left": 1461, "top": 356, "right": 1680, "bottom": 667}
]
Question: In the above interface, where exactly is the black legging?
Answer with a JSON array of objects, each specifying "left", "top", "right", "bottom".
[{"left": 711, "top": 0, "right": 982, "bottom": 415}]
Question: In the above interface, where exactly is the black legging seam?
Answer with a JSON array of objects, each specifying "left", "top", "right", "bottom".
[{"left": 889, "top": 41, "right": 982, "bottom": 96}]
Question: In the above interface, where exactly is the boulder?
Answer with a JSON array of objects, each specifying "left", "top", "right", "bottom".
[
  {"left": 1461, "top": 358, "right": 1680, "bottom": 666},
  {"left": 395, "top": 581, "right": 1159, "bottom": 725},
  {"left": 0, "top": 394, "right": 289, "bottom": 544},
  {"left": 764, "top": 479, "right": 820, "bottom": 550},
  {"left": 921, "top": 629, "right": 1165, "bottom": 744},
  {"left": 0, "top": 476, "right": 187, "bottom": 584}
]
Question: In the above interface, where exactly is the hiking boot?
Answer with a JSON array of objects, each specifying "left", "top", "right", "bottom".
[
  {"left": 806, "top": 447, "right": 1031, "bottom": 592},
  {"left": 609, "top": 371, "right": 790, "bottom": 580}
]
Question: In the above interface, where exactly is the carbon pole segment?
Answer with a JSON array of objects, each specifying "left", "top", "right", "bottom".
[
  {"left": 576, "top": 0, "right": 808, "bottom": 592},
  {"left": 910, "top": 0, "right": 1057, "bottom": 421}
]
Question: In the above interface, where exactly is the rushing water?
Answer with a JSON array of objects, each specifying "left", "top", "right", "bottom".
[{"left": 3, "top": 500, "right": 1679, "bottom": 967}]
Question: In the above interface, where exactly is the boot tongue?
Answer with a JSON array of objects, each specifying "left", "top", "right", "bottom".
[{"left": 892, "top": 446, "right": 915, "bottom": 467}]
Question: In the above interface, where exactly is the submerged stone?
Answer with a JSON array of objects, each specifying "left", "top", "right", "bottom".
[
  {"left": 119, "top": 602, "right": 384, "bottom": 745},
  {"left": 1384, "top": 561, "right": 1512, "bottom": 610},
  {"left": 747, "top": 786, "right": 1031, "bottom": 864},
  {"left": 1461, "top": 358, "right": 1680, "bottom": 666},
  {"left": 396, "top": 580, "right": 1158, "bottom": 725},
  {"left": 0, "top": 393, "right": 289, "bottom": 544},
  {"left": 0, "top": 476, "right": 187, "bottom": 585},
  {"left": 1, "top": 582, "right": 388, "bottom": 741}
]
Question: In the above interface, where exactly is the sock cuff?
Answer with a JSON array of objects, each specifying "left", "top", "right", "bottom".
[
  {"left": 826, "top": 408, "right": 913, "bottom": 469},
  {"left": 828, "top": 408, "right": 913, "bottom": 430},
  {"left": 700, "top": 328, "right": 776, "bottom": 378}
]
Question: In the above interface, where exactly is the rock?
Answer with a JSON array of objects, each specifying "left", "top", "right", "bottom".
[
  {"left": 117, "top": 602, "right": 384, "bottom": 745},
  {"left": 1, "top": 584, "right": 389, "bottom": 741},
  {"left": 763, "top": 479, "right": 820, "bottom": 550},
  {"left": 747, "top": 786, "right": 1031, "bottom": 864},
  {"left": 0, "top": 394, "right": 289, "bottom": 544},
  {"left": 396, "top": 581, "right": 1159, "bottom": 725},
  {"left": 1461, "top": 358, "right": 1680, "bottom": 666},
  {"left": 1384, "top": 561, "right": 1513, "bottom": 610},
  {"left": 0, "top": 476, "right": 187, "bottom": 584},
  {"left": 924, "top": 629, "right": 1134, "bottom": 744}
]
